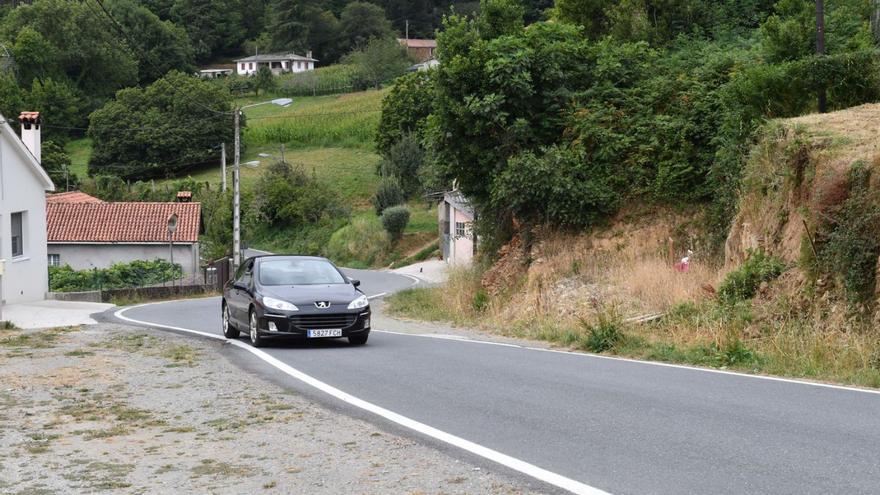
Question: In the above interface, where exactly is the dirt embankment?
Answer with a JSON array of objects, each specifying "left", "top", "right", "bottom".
[{"left": 0, "top": 324, "right": 536, "bottom": 495}]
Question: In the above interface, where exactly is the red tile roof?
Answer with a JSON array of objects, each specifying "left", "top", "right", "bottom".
[
  {"left": 47, "top": 202, "right": 201, "bottom": 243},
  {"left": 46, "top": 191, "right": 104, "bottom": 204}
]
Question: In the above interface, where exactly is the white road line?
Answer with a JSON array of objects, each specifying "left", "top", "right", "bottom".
[
  {"left": 375, "top": 331, "right": 880, "bottom": 396},
  {"left": 366, "top": 292, "right": 387, "bottom": 300},
  {"left": 114, "top": 305, "right": 610, "bottom": 495}
]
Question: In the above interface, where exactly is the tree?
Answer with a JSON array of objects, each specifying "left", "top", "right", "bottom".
[
  {"left": 552, "top": 0, "right": 612, "bottom": 38},
  {"left": 26, "top": 77, "right": 85, "bottom": 143},
  {"left": 342, "top": 37, "right": 410, "bottom": 89},
  {"left": 106, "top": 0, "right": 196, "bottom": 83},
  {"left": 1, "top": 0, "right": 138, "bottom": 97},
  {"left": 88, "top": 71, "right": 234, "bottom": 179},
  {"left": 10, "top": 26, "right": 57, "bottom": 87},
  {"left": 170, "top": 0, "right": 247, "bottom": 61},
  {"left": 41, "top": 141, "right": 79, "bottom": 191},
  {"left": 376, "top": 70, "right": 434, "bottom": 153},
  {"left": 340, "top": 2, "right": 395, "bottom": 49},
  {"left": 253, "top": 66, "right": 277, "bottom": 95},
  {"left": 378, "top": 133, "right": 425, "bottom": 198}
]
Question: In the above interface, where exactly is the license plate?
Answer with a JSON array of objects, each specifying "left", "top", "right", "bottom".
[{"left": 307, "top": 329, "right": 342, "bottom": 338}]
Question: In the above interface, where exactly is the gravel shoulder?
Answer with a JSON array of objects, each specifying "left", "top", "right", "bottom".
[{"left": 0, "top": 323, "right": 537, "bottom": 494}]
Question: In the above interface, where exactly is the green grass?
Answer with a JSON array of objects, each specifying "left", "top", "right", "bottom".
[
  {"left": 65, "top": 138, "right": 92, "bottom": 178},
  {"left": 240, "top": 89, "right": 385, "bottom": 149}
]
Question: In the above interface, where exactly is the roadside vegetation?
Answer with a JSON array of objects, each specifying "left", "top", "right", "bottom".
[
  {"left": 388, "top": 106, "right": 880, "bottom": 388},
  {"left": 49, "top": 259, "right": 183, "bottom": 292}
]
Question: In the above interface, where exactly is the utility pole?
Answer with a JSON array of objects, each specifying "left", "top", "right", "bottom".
[
  {"left": 280, "top": 143, "right": 285, "bottom": 164},
  {"left": 816, "top": 0, "right": 827, "bottom": 113},
  {"left": 406, "top": 20, "right": 409, "bottom": 41},
  {"left": 233, "top": 108, "right": 242, "bottom": 270},
  {"left": 873, "top": 0, "right": 880, "bottom": 44},
  {"left": 221, "top": 142, "right": 227, "bottom": 192}
]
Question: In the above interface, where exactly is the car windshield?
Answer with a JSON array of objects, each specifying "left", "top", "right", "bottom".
[{"left": 258, "top": 259, "right": 346, "bottom": 286}]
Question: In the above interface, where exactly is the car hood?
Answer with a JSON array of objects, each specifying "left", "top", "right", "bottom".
[{"left": 261, "top": 284, "right": 362, "bottom": 307}]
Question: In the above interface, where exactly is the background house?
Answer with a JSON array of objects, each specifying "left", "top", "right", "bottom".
[
  {"left": 398, "top": 38, "right": 436, "bottom": 62},
  {"left": 439, "top": 191, "right": 475, "bottom": 265},
  {"left": 46, "top": 194, "right": 202, "bottom": 277},
  {"left": 0, "top": 112, "right": 55, "bottom": 304},
  {"left": 235, "top": 52, "right": 316, "bottom": 76}
]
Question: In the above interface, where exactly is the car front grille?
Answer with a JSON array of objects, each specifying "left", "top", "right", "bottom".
[{"left": 291, "top": 314, "right": 358, "bottom": 330}]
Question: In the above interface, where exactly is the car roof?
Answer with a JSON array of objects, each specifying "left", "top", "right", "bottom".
[{"left": 250, "top": 254, "right": 331, "bottom": 263}]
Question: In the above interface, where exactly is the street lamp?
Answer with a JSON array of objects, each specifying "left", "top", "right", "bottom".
[
  {"left": 167, "top": 213, "right": 178, "bottom": 288},
  {"left": 233, "top": 98, "right": 293, "bottom": 270}
]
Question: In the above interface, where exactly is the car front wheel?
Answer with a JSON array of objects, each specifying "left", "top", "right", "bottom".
[
  {"left": 249, "top": 309, "right": 264, "bottom": 348},
  {"left": 222, "top": 302, "right": 239, "bottom": 339}
]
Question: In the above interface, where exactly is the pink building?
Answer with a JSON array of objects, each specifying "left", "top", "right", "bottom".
[{"left": 439, "top": 191, "right": 475, "bottom": 265}]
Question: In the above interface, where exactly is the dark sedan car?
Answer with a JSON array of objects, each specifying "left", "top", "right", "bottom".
[{"left": 221, "top": 255, "right": 371, "bottom": 347}]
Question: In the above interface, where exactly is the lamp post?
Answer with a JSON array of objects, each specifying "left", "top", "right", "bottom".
[
  {"left": 167, "top": 213, "right": 178, "bottom": 288},
  {"left": 232, "top": 98, "right": 292, "bottom": 270}
]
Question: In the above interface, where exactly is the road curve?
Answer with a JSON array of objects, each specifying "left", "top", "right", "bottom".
[{"left": 113, "top": 269, "right": 880, "bottom": 495}]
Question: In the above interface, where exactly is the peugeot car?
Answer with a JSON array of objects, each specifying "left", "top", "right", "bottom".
[{"left": 221, "top": 255, "right": 371, "bottom": 347}]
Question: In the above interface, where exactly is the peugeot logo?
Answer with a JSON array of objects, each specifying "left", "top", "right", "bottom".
[{"left": 314, "top": 301, "right": 330, "bottom": 309}]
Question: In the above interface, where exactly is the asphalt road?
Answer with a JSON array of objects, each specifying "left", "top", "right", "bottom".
[{"left": 115, "top": 268, "right": 880, "bottom": 495}]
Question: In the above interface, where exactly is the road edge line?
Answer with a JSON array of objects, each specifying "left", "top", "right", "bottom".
[
  {"left": 374, "top": 330, "right": 880, "bottom": 396},
  {"left": 113, "top": 305, "right": 610, "bottom": 495}
]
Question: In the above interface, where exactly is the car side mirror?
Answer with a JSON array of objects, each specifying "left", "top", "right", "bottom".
[
  {"left": 351, "top": 279, "right": 361, "bottom": 288},
  {"left": 233, "top": 281, "right": 247, "bottom": 291}
]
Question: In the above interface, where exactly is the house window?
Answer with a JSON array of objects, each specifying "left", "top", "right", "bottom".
[
  {"left": 455, "top": 221, "right": 467, "bottom": 239},
  {"left": 240, "top": 63, "right": 245, "bottom": 71},
  {"left": 11, "top": 211, "right": 23, "bottom": 257},
  {"left": 249, "top": 62, "right": 254, "bottom": 70},
  {"left": 48, "top": 254, "right": 61, "bottom": 267},
  {"left": 297, "top": 61, "right": 302, "bottom": 69}
]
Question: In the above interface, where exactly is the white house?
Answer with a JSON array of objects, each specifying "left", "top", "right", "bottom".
[
  {"left": 439, "top": 191, "right": 475, "bottom": 265},
  {"left": 0, "top": 112, "right": 55, "bottom": 304},
  {"left": 235, "top": 52, "right": 317, "bottom": 76}
]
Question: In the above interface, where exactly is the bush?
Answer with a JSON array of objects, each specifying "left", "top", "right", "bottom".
[
  {"left": 717, "top": 250, "right": 785, "bottom": 303},
  {"left": 372, "top": 177, "right": 405, "bottom": 215},
  {"left": 324, "top": 217, "right": 391, "bottom": 268},
  {"left": 250, "top": 161, "right": 346, "bottom": 229},
  {"left": 580, "top": 314, "right": 624, "bottom": 353},
  {"left": 819, "top": 165, "right": 880, "bottom": 305},
  {"left": 377, "top": 133, "right": 425, "bottom": 198},
  {"left": 381, "top": 206, "right": 410, "bottom": 241},
  {"left": 49, "top": 259, "right": 182, "bottom": 292}
]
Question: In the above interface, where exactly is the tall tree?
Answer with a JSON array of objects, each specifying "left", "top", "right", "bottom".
[
  {"left": 170, "top": 0, "right": 247, "bottom": 61},
  {"left": 1, "top": 0, "right": 138, "bottom": 97},
  {"left": 107, "top": 0, "right": 195, "bottom": 83},
  {"left": 340, "top": 1, "right": 395, "bottom": 48}
]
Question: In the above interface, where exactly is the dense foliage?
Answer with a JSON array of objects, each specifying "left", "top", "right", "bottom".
[
  {"left": 87, "top": 71, "right": 234, "bottom": 179},
  {"left": 49, "top": 259, "right": 183, "bottom": 292},
  {"left": 393, "top": 0, "right": 880, "bottom": 251},
  {"left": 717, "top": 250, "right": 785, "bottom": 303}
]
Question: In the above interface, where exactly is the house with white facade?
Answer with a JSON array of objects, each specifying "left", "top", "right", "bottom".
[
  {"left": 439, "top": 191, "right": 475, "bottom": 265},
  {"left": 235, "top": 52, "right": 317, "bottom": 76},
  {"left": 0, "top": 112, "right": 55, "bottom": 304},
  {"left": 46, "top": 192, "right": 202, "bottom": 277}
]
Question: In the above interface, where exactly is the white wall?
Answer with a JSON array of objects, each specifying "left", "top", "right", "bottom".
[
  {"left": 47, "top": 244, "right": 200, "bottom": 276},
  {"left": 237, "top": 60, "right": 315, "bottom": 76},
  {"left": 0, "top": 137, "right": 51, "bottom": 304},
  {"left": 451, "top": 208, "right": 475, "bottom": 265}
]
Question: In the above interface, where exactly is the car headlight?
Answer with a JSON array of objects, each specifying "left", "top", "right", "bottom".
[
  {"left": 347, "top": 294, "right": 369, "bottom": 309},
  {"left": 262, "top": 296, "right": 299, "bottom": 311}
]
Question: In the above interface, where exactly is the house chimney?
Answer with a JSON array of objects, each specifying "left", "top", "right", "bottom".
[
  {"left": 176, "top": 190, "right": 193, "bottom": 203},
  {"left": 307, "top": 50, "right": 313, "bottom": 59},
  {"left": 18, "top": 111, "right": 41, "bottom": 163}
]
